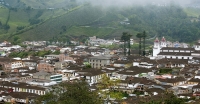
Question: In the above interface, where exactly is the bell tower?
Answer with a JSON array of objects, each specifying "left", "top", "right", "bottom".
[
  {"left": 160, "top": 37, "right": 166, "bottom": 48},
  {"left": 153, "top": 38, "right": 161, "bottom": 56}
]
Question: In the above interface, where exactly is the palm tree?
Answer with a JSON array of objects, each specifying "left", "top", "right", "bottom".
[
  {"left": 136, "top": 33, "right": 143, "bottom": 56},
  {"left": 142, "top": 31, "right": 147, "bottom": 56}
]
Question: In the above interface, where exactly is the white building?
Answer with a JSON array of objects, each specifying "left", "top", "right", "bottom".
[
  {"left": 152, "top": 37, "right": 199, "bottom": 60},
  {"left": 194, "top": 40, "right": 200, "bottom": 51},
  {"left": 153, "top": 37, "right": 167, "bottom": 57}
]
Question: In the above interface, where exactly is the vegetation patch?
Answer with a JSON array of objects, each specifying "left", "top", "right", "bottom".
[
  {"left": 159, "top": 68, "right": 173, "bottom": 74},
  {"left": 109, "top": 91, "right": 128, "bottom": 100}
]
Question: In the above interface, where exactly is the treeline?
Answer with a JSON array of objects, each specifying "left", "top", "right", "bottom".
[
  {"left": 53, "top": 4, "right": 200, "bottom": 43},
  {"left": 0, "top": 21, "right": 10, "bottom": 30},
  {"left": 8, "top": 50, "right": 60, "bottom": 58},
  {"left": 120, "top": 5, "right": 200, "bottom": 42}
]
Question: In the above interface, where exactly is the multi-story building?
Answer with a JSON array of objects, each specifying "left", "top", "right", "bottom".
[
  {"left": 37, "top": 61, "right": 54, "bottom": 72},
  {"left": 88, "top": 55, "right": 117, "bottom": 69}
]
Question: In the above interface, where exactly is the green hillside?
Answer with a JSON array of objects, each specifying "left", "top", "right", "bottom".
[
  {"left": 5, "top": 0, "right": 78, "bottom": 9},
  {"left": 184, "top": 8, "right": 200, "bottom": 17},
  {"left": 0, "top": 1, "right": 200, "bottom": 43},
  {"left": 0, "top": 8, "right": 66, "bottom": 33}
]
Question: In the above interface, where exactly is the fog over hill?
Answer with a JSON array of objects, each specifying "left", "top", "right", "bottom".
[
  {"left": 0, "top": 0, "right": 200, "bottom": 42},
  {"left": 3, "top": 0, "right": 199, "bottom": 11},
  {"left": 78, "top": 0, "right": 195, "bottom": 7},
  {"left": 2, "top": 0, "right": 200, "bottom": 9}
]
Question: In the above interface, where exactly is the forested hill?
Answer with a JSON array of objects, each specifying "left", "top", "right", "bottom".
[{"left": 0, "top": 1, "right": 200, "bottom": 43}]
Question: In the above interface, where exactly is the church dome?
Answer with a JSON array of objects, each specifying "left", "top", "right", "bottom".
[
  {"left": 154, "top": 38, "right": 159, "bottom": 42},
  {"left": 161, "top": 37, "right": 166, "bottom": 42}
]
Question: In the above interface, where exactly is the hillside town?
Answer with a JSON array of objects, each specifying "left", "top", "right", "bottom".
[{"left": 0, "top": 36, "right": 200, "bottom": 103}]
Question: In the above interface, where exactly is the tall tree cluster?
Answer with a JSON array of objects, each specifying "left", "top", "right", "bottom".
[
  {"left": 121, "top": 32, "right": 132, "bottom": 56},
  {"left": 136, "top": 31, "right": 147, "bottom": 56}
]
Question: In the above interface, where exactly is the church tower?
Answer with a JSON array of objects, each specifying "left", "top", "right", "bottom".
[
  {"left": 153, "top": 38, "right": 161, "bottom": 56},
  {"left": 160, "top": 37, "right": 167, "bottom": 48}
]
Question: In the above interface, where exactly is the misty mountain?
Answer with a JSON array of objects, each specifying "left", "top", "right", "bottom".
[
  {"left": 2, "top": 0, "right": 200, "bottom": 9},
  {"left": 0, "top": 0, "right": 200, "bottom": 43}
]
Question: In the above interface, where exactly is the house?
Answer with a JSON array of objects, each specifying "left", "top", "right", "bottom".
[
  {"left": 77, "top": 69, "right": 104, "bottom": 84},
  {"left": 31, "top": 46, "right": 45, "bottom": 51},
  {"left": 22, "top": 59, "right": 37, "bottom": 70},
  {"left": 133, "top": 58, "right": 156, "bottom": 69},
  {"left": 22, "top": 41, "right": 46, "bottom": 46},
  {"left": 0, "top": 81, "right": 46, "bottom": 95},
  {"left": 117, "top": 77, "right": 154, "bottom": 91},
  {"left": 175, "top": 87, "right": 192, "bottom": 95},
  {"left": 60, "top": 47, "right": 72, "bottom": 53},
  {"left": 37, "top": 60, "right": 54, "bottom": 72},
  {"left": 117, "top": 66, "right": 153, "bottom": 78},
  {"left": 0, "top": 57, "right": 24, "bottom": 70},
  {"left": 54, "top": 61, "right": 69, "bottom": 69},
  {"left": 114, "top": 60, "right": 132, "bottom": 68},
  {"left": 177, "top": 93, "right": 193, "bottom": 99},
  {"left": 187, "top": 78, "right": 200, "bottom": 85},
  {"left": 0, "top": 92, "right": 39, "bottom": 103},
  {"left": 57, "top": 69, "right": 79, "bottom": 81},
  {"left": 155, "top": 59, "right": 188, "bottom": 68},
  {"left": 102, "top": 66, "right": 121, "bottom": 80},
  {"left": 33, "top": 71, "right": 62, "bottom": 83},
  {"left": 59, "top": 53, "right": 76, "bottom": 63},
  {"left": 156, "top": 77, "right": 186, "bottom": 86},
  {"left": 44, "top": 54, "right": 59, "bottom": 60},
  {"left": 194, "top": 40, "right": 200, "bottom": 51},
  {"left": 192, "top": 84, "right": 200, "bottom": 93}
]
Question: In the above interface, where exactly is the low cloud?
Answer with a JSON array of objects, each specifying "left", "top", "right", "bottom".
[{"left": 77, "top": 0, "right": 193, "bottom": 7}]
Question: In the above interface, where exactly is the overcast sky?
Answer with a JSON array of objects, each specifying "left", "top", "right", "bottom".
[{"left": 77, "top": 0, "right": 193, "bottom": 7}]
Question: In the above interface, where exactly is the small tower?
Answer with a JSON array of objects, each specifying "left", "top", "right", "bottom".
[
  {"left": 160, "top": 37, "right": 166, "bottom": 48},
  {"left": 194, "top": 40, "right": 200, "bottom": 51},
  {"left": 153, "top": 37, "right": 161, "bottom": 57},
  {"left": 154, "top": 38, "right": 160, "bottom": 48}
]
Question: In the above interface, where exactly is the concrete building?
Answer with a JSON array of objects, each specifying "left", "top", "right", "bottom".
[{"left": 88, "top": 55, "right": 117, "bottom": 69}]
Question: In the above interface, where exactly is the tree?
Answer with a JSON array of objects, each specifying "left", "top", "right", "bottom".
[
  {"left": 121, "top": 32, "right": 132, "bottom": 56},
  {"left": 97, "top": 74, "right": 120, "bottom": 91},
  {"left": 121, "top": 32, "right": 127, "bottom": 56},
  {"left": 142, "top": 31, "right": 147, "bottom": 56},
  {"left": 97, "top": 74, "right": 121, "bottom": 101},
  {"left": 136, "top": 33, "right": 143, "bottom": 56},
  {"left": 144, "top": 93, "right": 186, "bottom": 104},
  {"left": 36, "top": 81, "right": 101, "bottom": 104}
]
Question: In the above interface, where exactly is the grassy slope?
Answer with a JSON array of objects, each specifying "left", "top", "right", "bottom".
[
  {"left": 184, "top": 8, "right": 200, "bottom": 17},
  {"left": 8, "top": 9, "right": 30, "bottom": 32},
  {"left": 15, "top": 0, "right": 76, "bottom": 9},
  {"left": 18, "top": 5, "right": 107, "bottom": 40},
  {"left": 0, "top": 5, "right": 145, "bottom": 41},
  {"left": 0, "top": 7, "right": 67, "bottom": 39},
  {"left": 0, "top": 8, "right": 9, "bottom": 24},
  {"left": 65, "top": 26, "right": 115, "bottom": 37}
]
